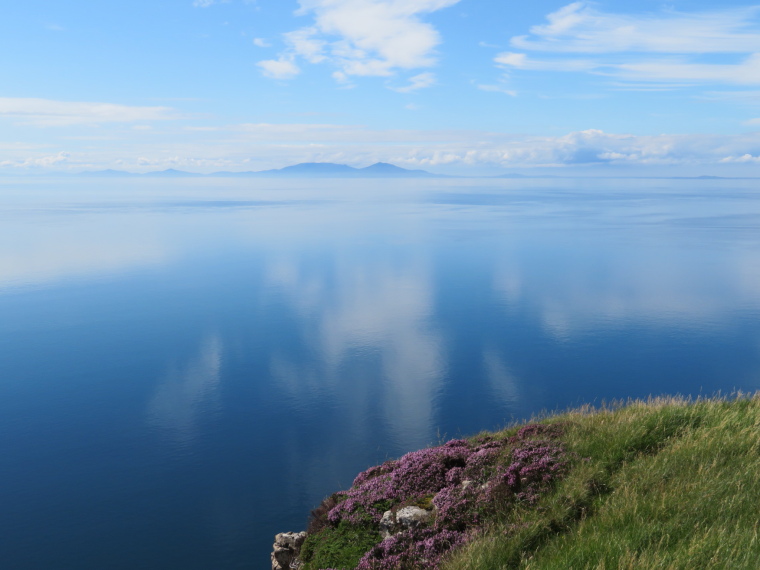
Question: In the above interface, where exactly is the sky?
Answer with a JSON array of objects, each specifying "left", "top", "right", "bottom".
[{"left": 5, "top": 0, "right": 760, "bottom": 175}]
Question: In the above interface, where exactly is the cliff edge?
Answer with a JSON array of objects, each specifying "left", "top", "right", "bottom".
[{"left": 273, "top": 395, "right": 760, "bottom": 569}]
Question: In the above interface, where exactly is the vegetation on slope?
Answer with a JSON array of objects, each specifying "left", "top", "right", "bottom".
[{"left": 300, "top": 395, "right": 760, "bottom": 569}]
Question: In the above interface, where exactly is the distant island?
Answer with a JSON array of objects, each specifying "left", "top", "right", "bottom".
[
  {"left": 72, "top": 165, "right": 752, "bottom": 180},
  {"left": 79, "top": 162, "right": 442, "bottom": 179}
]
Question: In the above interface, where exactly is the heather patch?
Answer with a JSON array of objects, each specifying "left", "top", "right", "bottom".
[
  {"left": 355, "top": 528, "right": 470, "bottom": 570},
  {"left": 301, "top": 423, "right": 571, "bottom": 570}
]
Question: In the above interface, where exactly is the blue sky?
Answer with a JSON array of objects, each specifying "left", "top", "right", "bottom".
[{"left": 5, "top": 0, "right": 760, "bottom": 174}]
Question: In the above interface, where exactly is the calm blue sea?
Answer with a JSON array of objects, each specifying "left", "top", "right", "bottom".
[{"left": 1, "top": 177, "right": 759, "bottom": 568}]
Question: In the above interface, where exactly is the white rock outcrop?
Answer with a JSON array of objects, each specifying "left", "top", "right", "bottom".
[
  {"left": 379, "top": 506, "right": 434, "bottom": 539},
  {"left": 271, "top": 531, "right": 307, "bottom": 570}
]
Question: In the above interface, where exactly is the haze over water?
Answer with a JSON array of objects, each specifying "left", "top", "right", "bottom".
[{"left": 2, "top": 177, "right": 759, "bottom": 569}]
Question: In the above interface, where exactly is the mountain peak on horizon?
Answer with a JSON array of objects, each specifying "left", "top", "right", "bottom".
[
  {"left": 149, "top": 168, "right": 202, "bottom": 177},
  {"left": 278, "top": 162, "right": 357, "bottom": 172},
  {"left": 361, "top": 162, "right": 405, "bottom": 171},
  {"left": 76, "top": 161, "right": 442, "bottom": 178},
  {"left": 359, "top": 162, "right": 433, "bottom": 177},
  {"left": 262, "top": 161, "right": 438, "bottom": 177}
]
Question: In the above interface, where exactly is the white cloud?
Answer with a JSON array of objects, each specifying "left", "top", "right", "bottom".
[
  {"left": 284, "top": 27, "right": 327, "bottom": 63},
  {"left": 703, "top": 90, "right": 760, "bottom": 103},
  {"left": 256, "top": 57, "right": 301, "bottom": 79},
  {"left": 495, "top": 52, "right": 528, "bottom": 67},
  {"left": 259, "top": 0, "right": 459, "bottom": 85},
  {"left": 253, "top": 37, "right": 271, "bottom": 47},
  {"left": 612, "top": 54, "right": 760, "bottom": 85},
  {"left": 495, "top": 51, "right": 760, "bottom": 86},
  {"left": 0, "top": 98, "right": 178, "bottom": 126},
  {"left": 0, "top": 151, "right": 71, "bottom": 168},
  {"left": 720, "top": 153, "right": 760, "bottom": 163},
  {"left": 392, "top": 71, "right": 436, "bottom": 93},
  {"left": 477, "top": 84, "right": 517, "bottom": 96},
  {"left": 513, "top": 3, "right": 760, "bottom": 54},
  {"left": 494, "top": 52, "right": 599, "bottom": 72},
  {"left": 500, "top": 3, "right": 760, "bottom": 87},
  {"left": 331, "top": 70, "right": 354, "bottom": 86}
]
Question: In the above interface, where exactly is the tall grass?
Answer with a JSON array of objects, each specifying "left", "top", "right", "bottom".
[{"left": 443, "top": 395, "right": 760, "bottom": 570}]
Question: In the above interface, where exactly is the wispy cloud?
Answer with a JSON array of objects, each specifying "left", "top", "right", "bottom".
[
  {"left": 0, "top": 98, "right": 179, "bottom": 126},
  {"left": 256, "top": 57, "right": 301, "bottom": 79},
  {"left": 512, "top": 3, "right": 760, "bottom": 54},
  {"left": 720, "top": 153, "right": 760, "bottom": 162},
  {"left": 496, "top": 52, "right": 760, "bottom": 86},
  {"left": 392, "top": 72, "right": 436, "bottom": 93},
  {"left": 258, "top": 0, "right": 459, "bottom": 88},
  {"left": 703, "top": 90, "right": 760, "bottom": 103},
  {"left": 498, "top": 2, "right": 760, "bottom": 87},
  {"left": 0, "top": 151, "right": 71, "bottom": 168},
  {"left": 477, "top": 84, "right": 517, "bottom": 96}
]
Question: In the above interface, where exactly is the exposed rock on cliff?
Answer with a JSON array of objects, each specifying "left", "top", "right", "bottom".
[
  {"left": 379, "top": 506, "right": 434, "bottom": 539},
  {"left": 271, "top": 531, "right": 307, "bottom": 570}
]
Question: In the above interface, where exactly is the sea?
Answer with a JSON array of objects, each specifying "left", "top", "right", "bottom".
[{"left": 1, "top": 176, "right": 759, "bottom": 568}]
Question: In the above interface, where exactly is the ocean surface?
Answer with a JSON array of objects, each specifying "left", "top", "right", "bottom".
[{"left": 1, "top": 176, "right": 759, "bottom": 568}]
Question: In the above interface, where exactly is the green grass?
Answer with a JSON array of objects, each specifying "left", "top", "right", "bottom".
[
  {"left": 301, "top": 520, "right": 380, "bottom": 570},
  {"left": 443, "top": 395, "right": 760, "bottom": 570}
]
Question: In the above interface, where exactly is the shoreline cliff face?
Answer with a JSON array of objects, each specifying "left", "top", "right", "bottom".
[
  {"left": 271, "top": 532, "right": 306, "bottom": 570},
  {"left": 273, "top": 395, "right": 760, "bottom": 570}
]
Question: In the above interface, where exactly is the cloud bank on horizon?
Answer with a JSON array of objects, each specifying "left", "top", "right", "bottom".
[{"left": 4, "top": 0, "right": 760, "bottom": 174}]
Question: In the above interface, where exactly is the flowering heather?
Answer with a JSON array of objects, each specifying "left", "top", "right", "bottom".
[
  {"left": 431, "top": 483, "right": 482, "bottom": 530},
  {"left": 499, "top": 441, "right": 570, "bottom": 504},
  {"left": 327, "top": 473, "right": 396, "bottom": 524},
  {"left": 462, "top": 445, "right": 503, "bottom": 480},
  {"left": 355, "top": 528, "right": 469, "bottom": 570},
  {"left": 389, "top": 445, "right": 470, "bottom": 497},
  {"left": 311, "top": 424, "right": 571, "bottom": 570},
  {"left": 352, "top": 461, "right": 397, "bottom": 488}
]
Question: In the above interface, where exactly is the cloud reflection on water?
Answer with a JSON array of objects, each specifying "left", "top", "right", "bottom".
[
  {"left": 482, "top": 348, "right": 520, "bottom": 407},
  {"left": 266, "top": 253, "right": 444, "bottom": 451},
  {"left": 146, "top": 334, "right": 223, "bottom": 444},
  {"left": 493, "top": 243, "right": 760, "bottom": 341},
  {"left": 0, "top": 216, "right": 168, "bottom": 289}
]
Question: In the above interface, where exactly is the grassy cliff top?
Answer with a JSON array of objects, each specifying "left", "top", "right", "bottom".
[{"left": 299, "top": 395, "right": 760, "bottom": 569}]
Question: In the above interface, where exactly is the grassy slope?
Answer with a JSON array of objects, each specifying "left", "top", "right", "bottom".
[{"left": 444, "top": 396, "right": 760, "bottom": 570}]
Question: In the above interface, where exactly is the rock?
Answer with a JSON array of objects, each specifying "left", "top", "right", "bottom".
[
  {"left": 379, "top": 506, "right": 434, "bottom": 538},
  {"left": 271, "top": 531, "right": 307, "bottom": 570},
  {"left": 396, "top": 506, "right": 433, "bottom": 529},
  {"left": 379, "top": 510, "right": 396, "bottom": 539}
]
